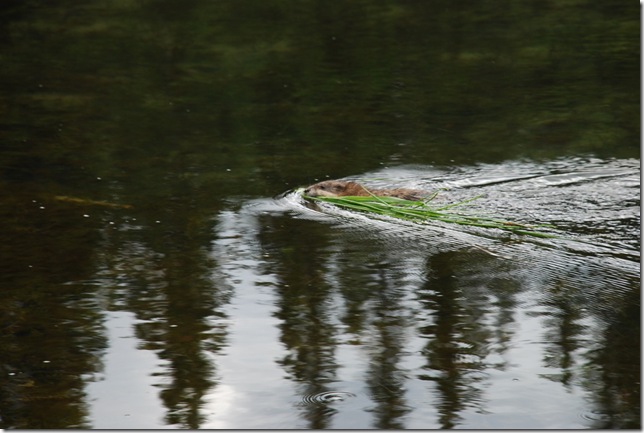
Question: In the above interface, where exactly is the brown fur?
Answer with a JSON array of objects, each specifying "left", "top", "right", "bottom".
[{"left": 304, "top": 180, "right": 426, "bottom": 201}]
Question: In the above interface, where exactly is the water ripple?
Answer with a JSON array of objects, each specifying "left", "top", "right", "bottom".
[{"left": 300, "top": 391, "right": 357, "bottom": 406}]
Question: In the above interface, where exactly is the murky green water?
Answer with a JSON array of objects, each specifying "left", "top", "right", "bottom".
[{"left": 0, "top": 1, "right": 639, "bottom": 429}]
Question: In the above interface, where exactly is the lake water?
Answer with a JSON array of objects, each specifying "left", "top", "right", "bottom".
[{"left": 0, "top": 1, "right": 639, "bottom": 429}]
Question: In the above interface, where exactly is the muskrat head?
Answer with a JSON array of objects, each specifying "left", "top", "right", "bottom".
[{"left": 304, "top": 180, "right": 364, "bottom": 197}]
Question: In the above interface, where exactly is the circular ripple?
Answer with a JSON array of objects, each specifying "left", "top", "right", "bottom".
[
  {"left": 580, "top": 409, "right": 611, "bottom": 423},
  {"left": 301, "top": 391, "right": 356, "bottom": 406}
]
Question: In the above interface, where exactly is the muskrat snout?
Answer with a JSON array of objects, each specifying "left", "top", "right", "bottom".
[
  {"left": 303, "top": 186, "right": 317, "bottom": 196},
  {"left": 303, "top": 180, "right": 349, "bottom": 198},
  {"left": 303, "top": 179, "right": 427, "bottom": 201}
]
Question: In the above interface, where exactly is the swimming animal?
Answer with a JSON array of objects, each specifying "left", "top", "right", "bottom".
[{"left": 304, "top": 180, "right": 426, "bottom": 201}]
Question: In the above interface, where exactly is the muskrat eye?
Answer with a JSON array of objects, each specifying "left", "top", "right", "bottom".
[{"left": 319, "top": 185, "right": 327, "bottom": 190}]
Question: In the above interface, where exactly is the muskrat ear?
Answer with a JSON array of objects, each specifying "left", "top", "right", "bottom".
[{"left": 333, "top": 181, "right": 349, "bottom": 191}]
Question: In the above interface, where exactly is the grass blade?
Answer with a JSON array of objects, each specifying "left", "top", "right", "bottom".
[{"left": 302, "top": 192, "right": 559, "bottom": 239}]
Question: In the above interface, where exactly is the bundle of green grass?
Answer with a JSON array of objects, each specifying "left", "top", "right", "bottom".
[{"left": 301, "top": 189, "right": 557, "bottom": 238}]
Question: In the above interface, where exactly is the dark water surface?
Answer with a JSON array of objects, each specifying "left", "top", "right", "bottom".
[{"left": 0, "top": 1, "right": 639, "bottom": 429}]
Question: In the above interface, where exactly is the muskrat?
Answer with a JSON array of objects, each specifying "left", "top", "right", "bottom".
[{"left": 304, "top": 180, "right": 427, "bottom": 201}]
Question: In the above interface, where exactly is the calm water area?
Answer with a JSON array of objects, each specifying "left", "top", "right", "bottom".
[{"left": 0, "top": 1, "right": 640, "bottom": 429}]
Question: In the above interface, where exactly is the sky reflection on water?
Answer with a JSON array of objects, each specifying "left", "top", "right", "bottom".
[{"left": 0, "top": 0, "right": 638, "bottom": 429}]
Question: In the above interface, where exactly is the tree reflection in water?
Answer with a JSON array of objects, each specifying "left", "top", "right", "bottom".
[{"left": 0, "top": 0, "right": 638, "bottom": 428}]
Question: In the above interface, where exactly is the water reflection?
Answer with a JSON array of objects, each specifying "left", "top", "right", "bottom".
[
  {"left": 364, "top": 290, "right": 412, "bottom": 429},
  {"left": 82, "top": 195, "right": 232, "bottom": 428},
  {"left": 587, "top": 287, "right": 640, "bottom": 429},
  {"left": 85, "top": 311, "right": 165, "bottom": 429},
  {"left": 417, "top": 251, "right": 494, "bottom": 429},
  {"left": 258, "top": 216, "right": 341, "bottom": 428},
  {"left": 0, "top": 194, "right": 107, "bottom": 429},
  {"left": 1, "top": 152, "right": 638, "bottom": 429},
  {"left": 0, "top": 0, "right": 639, "bottom": 428},
  {"left": 247, "top": 157, "right": 638, "bottom": 429}
]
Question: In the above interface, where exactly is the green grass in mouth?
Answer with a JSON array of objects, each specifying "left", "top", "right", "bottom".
[{"left": 301, "top": 190, "right": 558, "bottom": 239}]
